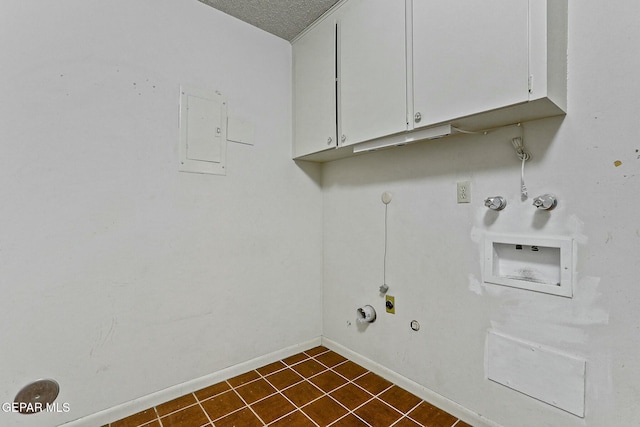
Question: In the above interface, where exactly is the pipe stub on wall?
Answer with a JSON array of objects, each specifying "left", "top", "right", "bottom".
[{"left": 357, "top": 305, "right": 376, "bottom": 324}]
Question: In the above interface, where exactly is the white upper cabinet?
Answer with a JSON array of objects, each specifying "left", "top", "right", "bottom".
[
  {"left": 412, "top": 0, "right": 567, "bottom": 131},
  {"left": 413, "top": 0, "right": 529, "bottom": 128},
  {"left": 292, "top": 0, "right": 567, "bottom": 161},
  {"left": 292, "top": 13, "right": 337, "bottom": 158},
  {"left": 528, "top": 0, "right": 568, "bottom": 110},
  {"left": 338, "top": 0, "right": 407, "bottom": 147}
]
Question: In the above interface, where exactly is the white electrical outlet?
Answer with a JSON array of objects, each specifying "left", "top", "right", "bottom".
[{"left": 457, "top": 181, "right": 471, "bottom": 203}]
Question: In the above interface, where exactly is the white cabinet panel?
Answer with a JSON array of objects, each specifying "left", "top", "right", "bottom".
[
  {"left": 338, "top": 0, "right": 407, "bottom": 147},
  {"left": 413, "top": 0, "right": 529, "bottom": 128},
  {"left": 487, "top": 331, "right": 586, "bottom": 417},
  {"left": 293, "top": 15, "right": 337, "bottom": 158}
]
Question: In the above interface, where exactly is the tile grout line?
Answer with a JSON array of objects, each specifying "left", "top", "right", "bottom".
[
  {"left": 197, "top": 377, "right": 333, "bottom": 426},
  {"left": 257, "top": 365, "right": 321, "bottom": 427},
  {"left": 235, "top": 370, "right": 305, "bottom": 407},
  {"left": 207, "top": 402, "right": 246, "bottom": 424},
  {"left": 317, "top": 363, "right": 384, "bottom": 427},
  {"left": 200, "top": 380, "right": 263, "bottom": 424},
  {"left": 300, "top": 358, "right": 370, "bottom": 409},
  {"left": 319, "top": 355, "right": 411, "bottom": 418},
  {"left": 163, "top": 351, "right": 327, "bottom": 425},
  {"left": 228, "top": 381, "right": 268, "bottom": 426},
  {"left": 388, "top": 408, "right": 424, "bottom": 427},
  {"left": 153, "top": 406, "right": 164, "bottom": 427},
  {"left": 390, "top": 400, "right": 428, "bottom": 427},
  {"left": 406, "top": 400, "right": 424, "bottom": 414},
  {"left": 331, "top": 384, "right": 399, "bottom": 427},
  {"left": 253, "top": 349, "right": 360, "bottom": 426},
  {"left": 255, "top": 364, "right": 287, "bottom": 378},
  {"left": 153, "top": 398, "right": 201, "bottom": 420},
  {"left": 194, "top": 386, "right": 234, "bottom": 405},
  {"left": 216, "top": 373, "right": 308, "bottom": 417},
  {"left": 325, "top": 357, "right": 439, "bottom": 427},
  {"left": 258, "top": 365, "right": 306, "bottom": 421},
  {"left": 199, "top": 380, "right": 264, "bottom": 425},
  {"left": 304, "top": 347, "right": 332, "bottom": 358},
  {"left": 293, "top": 381, "right": 358, "bottom": 426},
  {"left": 227, "top": 371, "right": 265, "bottom": 389},
  {"left": 327, "top": 409, "right": 372, "bottom": 427},
  {"left": 405, "top": 413, "right": 436, "bottom": 427},
  {"left": 192, "top": 391, "right": 216, "bottom": 427},
  {"left": 198, "top": 353, "right": 397, "bottom": 427},
  {"left": 324, "top": 366, "right": 425, "bottom": 427},
  {"left": 114, "top": 348, "right": 447, "bottom": 427},
  {"left": 243, "top": 347, "right": 331, "bottom": 387},
  {"left": 404, "top": 402, "right": 457, "bottom": 427},
  {"left": 193, "top": 347, "right": 329, "bottom": 410},
  {"left": 118, "top": 407, "right": 162, "bottom": 427}
]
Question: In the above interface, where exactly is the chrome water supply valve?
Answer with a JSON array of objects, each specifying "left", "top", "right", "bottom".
[
  {"left": 533, "top": 194, "right": 558, "bottom": 210},
  {"left": 484, "top": 196, "right": 507, "bottom": 211}
]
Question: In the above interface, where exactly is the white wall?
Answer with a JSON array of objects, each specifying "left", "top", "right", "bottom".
[
  {"left": 0, "top": 1, "right": 322, "bottom": 426},
  {"left": 322, "top": 2, "right": 640, "bottom": 426}
]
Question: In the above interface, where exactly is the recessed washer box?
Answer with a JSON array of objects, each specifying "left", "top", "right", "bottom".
[{"left": 484, "top": 234, "right": 573, "bottom": 297}]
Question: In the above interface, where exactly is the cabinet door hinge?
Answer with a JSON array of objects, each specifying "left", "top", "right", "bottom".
[{"left": 528, "top": 75, "right": 533, "bottom": 94}]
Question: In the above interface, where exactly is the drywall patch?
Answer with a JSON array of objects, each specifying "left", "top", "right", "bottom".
[
  {"left": 486, "top": 330, "right": 586, "bottom": 417},
  {"left": 567, "top": 214, "right": 588, "bottom": 245},
  {"left": 488, "top": 276, "right": 607, "bottom": 346},
  {"left": 586, "top": 352, "right": 614, "bottom": 415},
  {"left": 470, "top": 226, "right": 483, "bottom": 244},
  {"left": 468, "top": 273, "right": 483, "bottom": 296},
  {"left": 490, "top": 319, "right": 589, "bottom": 347},
  {"left": 569, "top": 276, "right": 609, "bottom": 326}
]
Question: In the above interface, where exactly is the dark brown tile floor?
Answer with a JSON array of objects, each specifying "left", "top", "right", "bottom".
[{"left": 106, "top": 346, "right": 473, "bottom": 427}]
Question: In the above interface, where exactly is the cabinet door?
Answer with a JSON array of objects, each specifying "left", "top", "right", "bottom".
[
  {"left": 293, "top": 16, "right": 337, "bottom": 158},
  {"left": 338, "top": 0, "right": 407, "bottom": 147},
  {"left": 413, "top": 0, "right": 529, "bottom": 128}
]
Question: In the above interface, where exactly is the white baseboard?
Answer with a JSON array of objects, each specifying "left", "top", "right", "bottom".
[
  {"left": 321, "top": 337, "right": 503, "bottom": 427},
  {"left": 60, "top": 336, "right": 499, "bottom": 427},
  {"left": 59, "top": 337, "right": 321, "bottom": 427}
]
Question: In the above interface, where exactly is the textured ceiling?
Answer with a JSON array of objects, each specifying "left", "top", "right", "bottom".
[{"left": 198, "top": 0, "right": 341, "bottom": 41}]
